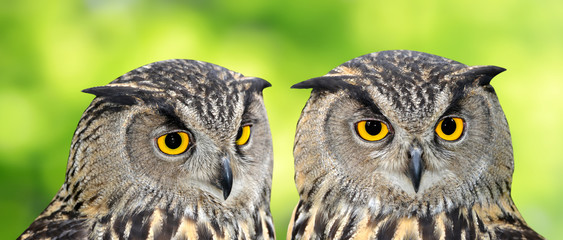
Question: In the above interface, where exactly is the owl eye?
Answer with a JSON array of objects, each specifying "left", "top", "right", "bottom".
[
  {"left": 435, "top": 117, "right": 464, "bottom": 141},
  {"left": 235, "top": 125, "right": 251, "bottom": 145},
  {"left": 356, "top": 120, "right": 389, "bottom": 141},
  {"left": 156, "top": 131, "right": 190, "bottom": 155}
]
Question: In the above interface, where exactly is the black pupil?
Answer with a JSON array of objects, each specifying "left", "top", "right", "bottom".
[
  {"left": 165, "top": 133, "right": 182, "bottom": 149},
  {"left": 365, "top": 121, "right": 382, "bottom": 135},
  {"left": 236, "top": 127, "right": 243, "bottom": 140},
  {"left": 441, "top": 118, "right": 457, "bottom": 135}
]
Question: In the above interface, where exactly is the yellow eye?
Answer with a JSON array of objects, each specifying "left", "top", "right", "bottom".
[
  {"left": 157, "top": 131, "right": 190, "bottom": 155},
  {"left": 236, "top": 125, "right": 251, "bottom": 145},
  {"left": 356, "top": 120, "right": 389, "bottom": 141},
  {"left": 435, "top": 117, "right": 464, "bottom": 141}
]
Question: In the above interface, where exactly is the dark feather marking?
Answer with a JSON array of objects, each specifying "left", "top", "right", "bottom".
[
  {"left": 440, "top": 95, "right": 466, "bottom": 118},
  {"left": 305, "top": 176, "right": 326, "bottom": 201},
  {"left": 291, "top": 200, "right": 304, "bottom": 235},
  {"left": 346, "top": 86, "right": 385, "bottom": 118},
  {"left": 419, "top": 214, "right": 436, "bottom": 239},
  {"left": 100, "top": 214, "right": 111, "bottom": 224},
  {"left": 467, "top": 209, "right": 477, "bottom": 240},
  {"left": 291, "top": 204, "right": 305, "bottom": 239},
  {"left": 157, "top": 211, "right": 180, "bottom": 240},
  {"left": 196, "top": 223, "right": 213, "bottom": 239},
  {"left": 27, "top": 218, "right": 88, "bottom": 239},
  {"left": 474, "top": 212, "right": 487, "bottom": 233},
  {"left": 521, "top": 227, "right": 545, "bottom": 240},
  {"left": 327, "top": 218, "right": 341, "bottom": 239},
  {"left": 295, "top": 215, "right": 310, "bottom": 238},
  {"left": 443, "top": 213, "right": 455, "bottom": 240},
  {"left": 128, "top": 210, "right": 152, "bottom": 239},
  {"left": 339, "top": 213, "right": 358, "bottom": 240},
  {"left": 242, "top": 90, "right": 256, "bottom": 119},
  {"left": 112, "top": 215, "right": 128, "bottom": 238},
  {"left": 157, "top": 102, "right": 189, "bottom": 131},
  {"left": 70, "top": 181, "right": 80, "bottom": 192},
  {"left": 193, "top": 200, "right": 199, "bottom": 221},
  {"left": 64, "top": 186, "right": 81, "bottom": 204},
  {"left": 504, "top": 179, "right": 512, "bottom": 192},
  {"left": 86, "top": 194, "right": 101, "bottom": 207},
  {"left": 377, "top": 218, "right": 398, "bottom": 240},
  {"left": 449, "top": 208, "right": 463, "bottom": 240},
  {"left": 209, "top": 217, "right": 223, "bottom": 238},
  {"left": 415, "top": 89, "right": 426, "bottom": 110},
  {"left": 72, "top": 189, "right": 83, "bottom": 202},
  {"left": 498, "top": 211, "right": 521, "bottom": 226},
  {"left": 494, "top": 227, "right": 524, "bottom": 240},
  {"left": 322, "top": 188, "right": 334, "bottom": 204},
  {"left": 233, "top": 222, "right": 241, "bottom": 239},
  {"left": 265, "top": 217, "right": 275, "bottom": 239},
  {"left": 102, "top": 228, "right": 112, "bottom": 240},
  {"left": 253, "top": 211, "right": 263, "bottom": 238},
  {"left": 73, "top": 201, "right": 83, "bottom": 211},
  {"left": 314, "top": 211, "right": 328, "bottom": 238}
]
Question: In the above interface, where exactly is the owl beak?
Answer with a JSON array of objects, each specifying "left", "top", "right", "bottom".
[
  {"left": 408, "top": 147, "right": 424, "bottom": 193},
  {"left": 219, "top": 156, "right": 233, "bottom": 200}
]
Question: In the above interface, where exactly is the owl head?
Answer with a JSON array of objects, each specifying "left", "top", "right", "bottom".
[
  {"left": 67, "top": 59, "right": 273, "bottom": 217},
  {"left": 292, "top": 50, "right": 510, "bottom": 216}
]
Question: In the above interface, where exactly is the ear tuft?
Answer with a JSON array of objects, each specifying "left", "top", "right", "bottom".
[
  {"left": 240, "top": 77, "right": 272, "bottom": 92},
  {"left": 457, "top": 65, "right": 506, "bottom": 86},
  {"left": 291, "top": 75, "right": 355, "bottom": 91},
  {"left": 82, "top": 85, "right": 147, "bottom": 105}
]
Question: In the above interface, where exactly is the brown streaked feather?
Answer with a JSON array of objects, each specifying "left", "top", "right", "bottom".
[{"left": 289, "top": 197, "right": 543, "bottom": 240}]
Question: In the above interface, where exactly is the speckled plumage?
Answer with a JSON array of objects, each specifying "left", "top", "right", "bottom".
[
  {"left": 288, "top": 50, "right": 543, "bottom": 239},
  {"left": 19, "top": 60, "right": 275, "bottom": 239}
]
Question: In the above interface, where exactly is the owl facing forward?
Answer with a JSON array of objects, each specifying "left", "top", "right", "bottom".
[
  {"left": 288, "top": 50, "right": 543, "bottom": 239},
  {"left": 19, "top": 60, "right": 275, "bottom": 239}
]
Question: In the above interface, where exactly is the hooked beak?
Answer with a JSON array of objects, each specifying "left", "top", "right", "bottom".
[
  {"left": 407, "top": 147, "right": 424, "bottom": 193},
  {"left": 219, "top": 156, "right": 233, "bottom": 200}
]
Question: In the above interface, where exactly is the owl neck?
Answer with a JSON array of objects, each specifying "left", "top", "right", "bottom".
[
  {"left": 291, "top": 195, "right": 540, "bottom": 239},
  {"left": 46, "top": 179, "right": 275, "bottom": 239},
  {"left": 292, "top": 175, "right": 540, "bottom": 239}
]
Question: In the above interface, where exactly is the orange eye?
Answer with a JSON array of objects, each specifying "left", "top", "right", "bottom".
[
  {"left": 356, "top": 120, "right": 389, "bottom": 141},
  {"left": 157, "top": 131, "right": 190, "bottom": 155},
  {"left": 435, "top": 117, "right": 464, "bottom": 141},
  {"left": 235, "top": 125, "right": 251, "bottom": 145}
]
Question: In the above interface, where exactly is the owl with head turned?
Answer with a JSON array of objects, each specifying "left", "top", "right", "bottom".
[
  {"left": 288, "top": 50, "right": 543, "bottom": 239},
  {"left": 18, "top": 59, "right": 275, "bottom": 239}
]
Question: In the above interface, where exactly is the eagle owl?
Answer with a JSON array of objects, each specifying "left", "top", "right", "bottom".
[
  {"left": 288, "top": 50, "right": 543, "bottom": 239},
  {"left": 18, "top": 60, "right": 275, "bottom": 239}
]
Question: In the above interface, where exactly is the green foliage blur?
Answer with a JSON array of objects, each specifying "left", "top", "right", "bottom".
[{"left": 1, "top": 0, "right": 562, "bottom": 239}]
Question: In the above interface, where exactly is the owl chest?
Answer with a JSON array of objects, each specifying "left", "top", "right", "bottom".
[
  {"left": 291, "top": 202, "right": 506, "bottom": 240},
  {"left": 89, "top": 208, "right": 275, "bottom": 240}
]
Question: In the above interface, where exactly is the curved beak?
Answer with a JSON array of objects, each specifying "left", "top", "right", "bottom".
[
  {"left": 408, "top": 147, "right": 424, "bottom": 193},
  {"left": 219, "top": 156, "right": 233, "bottom": 200}
]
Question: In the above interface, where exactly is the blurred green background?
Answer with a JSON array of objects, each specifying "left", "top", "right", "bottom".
[{"left": 1, "top": 0, "right": 562, "bottom": 239}]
